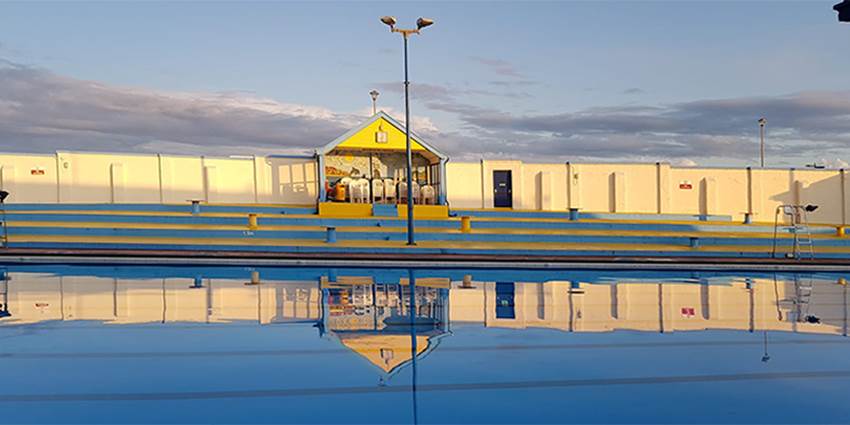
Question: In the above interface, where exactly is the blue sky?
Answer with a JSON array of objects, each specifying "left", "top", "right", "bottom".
[{"left": 1, "top": 1, "right": 848, "bottom": 166}]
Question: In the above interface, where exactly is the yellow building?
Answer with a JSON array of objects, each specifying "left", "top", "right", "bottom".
[{"left": 316, "top": 111, "right": 448, "bottom": 205}]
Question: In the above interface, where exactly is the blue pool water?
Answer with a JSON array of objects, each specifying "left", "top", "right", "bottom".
[{"left": 1, "top": 266, "right": 850, "bottom": 423}]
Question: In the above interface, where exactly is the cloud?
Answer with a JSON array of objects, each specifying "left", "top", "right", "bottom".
[
  {"left": 428, "top": 91, "right": 850, "bottom": 163},
  {"left": 469, "top": 56, "right": 525, "bottom": 78},
  {"left": 622, "top": 88, "right": 645, "bottom": 95},
  {"left": 374, "top": 81, "right": 532, "bottom": 103},
  {"left": 0, "top": 60, "right": 361, "bottom": 154},
  {"left": 488, "top": 80, "right": 539, "bottom": 88},
  {"left": 2, "top": 59, "right": 848, "bottom": 167}
]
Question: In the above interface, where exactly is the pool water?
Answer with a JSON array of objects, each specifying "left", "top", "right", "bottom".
[{"left": 1, "top": 266, "right": 850, "bottom": 423}]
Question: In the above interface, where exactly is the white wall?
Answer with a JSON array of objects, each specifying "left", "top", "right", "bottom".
[
  {"left": 0, "top": 152, "right": 318, "bottom": 205},
  {"left": 447, "top": 161, "right": 848, "bottom": 224},
  {"left": 1, "top": 151, "right": 846, "bottom": 225}
]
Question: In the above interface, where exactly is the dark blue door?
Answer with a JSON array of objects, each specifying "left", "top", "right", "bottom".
[
  {"left": 495, "top": 282, "right": 515, "bottom": 319},
  {"left": 493, "top": 170, "right": 512, "bottom": 208}
]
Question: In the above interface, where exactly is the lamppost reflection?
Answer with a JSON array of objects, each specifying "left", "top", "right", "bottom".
[{"left": 0, "top": 269, "right": 10, "bottom": 319}]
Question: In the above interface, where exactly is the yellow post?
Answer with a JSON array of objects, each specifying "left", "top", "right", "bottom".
[
  {"left": 248, "top": 213, "right": 259, "bottom": 230},
  {"left": 838, "top": 226, "right": 846, "bottom": 237},
  {"left": 461, "top": 216, "right": 471, "bottom": 233}
]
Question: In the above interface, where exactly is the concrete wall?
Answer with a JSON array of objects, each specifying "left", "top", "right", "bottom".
[
  {"left": 447, "top": 161, "right": 849, "bottom": 224},
  {"left": 448, "top": 278, "right": 849, "bottom": 336},
  {"left": 4, "top": 274, "right": 320, "bottom": 325},
  {"left": 1, "top": 151, "right": 847, "bottom": 224},
  {"left": 0, "top": 152, "right": 318, "bottom": 205}
]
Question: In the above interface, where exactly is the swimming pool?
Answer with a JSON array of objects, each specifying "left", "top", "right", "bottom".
[{"left": 1, "top": 266, "right": 849, "bottom": 423}]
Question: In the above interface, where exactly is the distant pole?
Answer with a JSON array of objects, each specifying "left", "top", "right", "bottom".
[
  {"left": 369, "top": 90, "right": 380, "bottom": 115},
  {"left": 758, "top": 117, "right": 767, "bottom": 168}
]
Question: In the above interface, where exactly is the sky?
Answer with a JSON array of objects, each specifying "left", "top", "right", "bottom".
[{"left": 0, "top": 1, "right": 849, "bottom": 167}]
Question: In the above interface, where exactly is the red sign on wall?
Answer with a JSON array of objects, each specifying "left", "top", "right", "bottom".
[
  {"left": 679, "top": 181, "right": 692, "bottom": 190},
  {"left": 30, "top": 168, "right": 45, "bottom": 175}
]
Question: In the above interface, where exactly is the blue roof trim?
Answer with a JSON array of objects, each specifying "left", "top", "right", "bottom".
[{"left": 317, "top": 111, "right": 447, "bottom": 161}]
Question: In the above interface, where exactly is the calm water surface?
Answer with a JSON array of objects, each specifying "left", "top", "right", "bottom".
[{"left": 2, "top": 266, "right": 850, "bottom": 423}]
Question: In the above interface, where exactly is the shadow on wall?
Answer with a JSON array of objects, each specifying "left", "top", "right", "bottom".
[
  {"left": 768, "top": 170, "right": 845, "bottom": 225},
  {"left": 267, "top": 158, "right": 317, "bottom": 205}
]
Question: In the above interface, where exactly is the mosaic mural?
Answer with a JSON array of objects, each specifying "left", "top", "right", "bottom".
[{"left": 325, "top": 151, "right": 431, "bottom": 182}]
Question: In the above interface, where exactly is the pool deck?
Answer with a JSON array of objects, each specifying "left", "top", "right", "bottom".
[{"left": 1, "top": 203, "right": 850, "bottom": 269}]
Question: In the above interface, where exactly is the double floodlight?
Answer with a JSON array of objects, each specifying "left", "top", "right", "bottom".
[{"left": 380, "top": 16, "right": 435, "bottom": 32}]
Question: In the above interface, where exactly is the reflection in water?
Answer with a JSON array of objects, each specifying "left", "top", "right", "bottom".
[
  {"left": 317, "top": 272, "right": 449, "bottom": 380},
  {"left": 2, "top": 267, "right": 850, "bottom": 372},
  {"left": 5, "top": 266, "right": 850, "bottom": 423}
]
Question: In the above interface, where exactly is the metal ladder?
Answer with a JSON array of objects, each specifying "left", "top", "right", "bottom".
[
  {"left": 793, "top": 275, "right": 813, "bottom": 322},
  {"left": 772, "top": 205, "right": 815, "bottom": 260}
]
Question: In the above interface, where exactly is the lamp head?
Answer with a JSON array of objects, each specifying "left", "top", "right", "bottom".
[
  {"left": 805, "top": 204, "right": 819, "bottom": 212},
  {"left": 416, "top": 17, "right": 434, "bottom": 30},
  {"left": 369, "top": 90, "right": 380, "bottom": 101},
  {"left": 758, "top": 117, "right": 767, "bottom": 126},
  {"left": 380, "top": 16, "right": 397, "bottom": 29}
]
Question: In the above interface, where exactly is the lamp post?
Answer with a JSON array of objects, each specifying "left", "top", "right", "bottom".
[
  {"left": 758, "top": 117, "right": 767, "bottom": 168},
  {"left": 369, "top": 90, "right": 380, "bottom": 115},
  {"left": 380, "top": 16, "right": 434, "bottom": 246}
]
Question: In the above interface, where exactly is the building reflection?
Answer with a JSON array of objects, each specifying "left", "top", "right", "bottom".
[
  {"left": 317, "top": 274, "right": 450, "bottom": 378},
  {"left": 2, "top": 270, "right": 850, "bottom": 373}
]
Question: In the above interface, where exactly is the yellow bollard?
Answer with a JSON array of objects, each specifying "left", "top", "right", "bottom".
[
  {"left": 461, "top": 216, "right": 471, "bottom": 233},
  {"left": 248, "top": 213, "right": 259, "bottom": 230},
  {"left": 838, "top": 226, "right": 846, "bottom": 237}
]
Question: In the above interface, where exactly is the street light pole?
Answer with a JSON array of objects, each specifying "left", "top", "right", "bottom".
[
  {"left": 758, "top": 117, "right": 767, "bottom": 168},
  {"left": 381, "top": 16, "right": 434, "bottom": 246},
  {"left": 402, "top": 34, "right": 415, "bottom": 245}
]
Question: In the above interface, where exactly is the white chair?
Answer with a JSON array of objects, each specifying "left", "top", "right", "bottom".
[
  {"left": 398, "top": 181, "right": 408, "bottom": 203},
  {"left": 411, "top": 182, "right": 420, "bottom": 204},
  {"left": 354, "top": 178, "right": 369, "bottom": 203},
  {"left": 372, "top": 179, "right": 384, "bottom": 203},
  {"left": 348, "top": 180, "right": 360, "bottom": 203},
  {"left": 420, "top": 185, "right": 435, "bottom": 205},
  {"left": 384, "top": 179, "right": 396, "bottom": 203}
]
